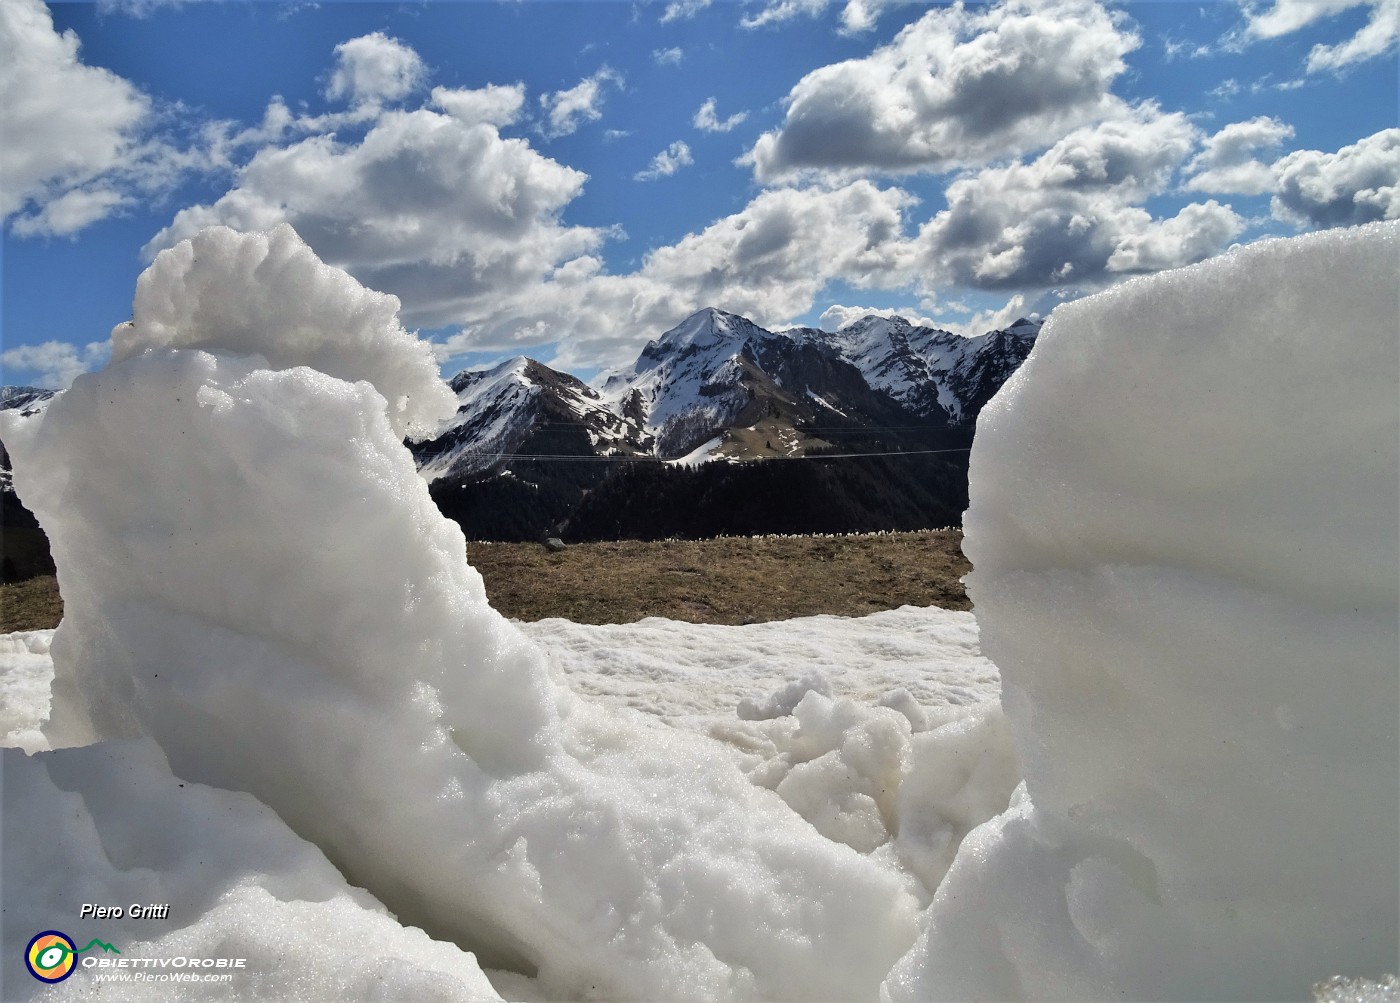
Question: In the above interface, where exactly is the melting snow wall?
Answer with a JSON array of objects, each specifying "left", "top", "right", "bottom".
[
  {"left": 1, "top": 225, "right": 918, "bottom": 1001},
  {"left": 885, "top": 220, "right": 1400, "bottom": 1000}
]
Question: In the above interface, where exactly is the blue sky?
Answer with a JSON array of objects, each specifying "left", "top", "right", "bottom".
[{"left": 2, "top": 0, "right": 1396, "bottom": 386}]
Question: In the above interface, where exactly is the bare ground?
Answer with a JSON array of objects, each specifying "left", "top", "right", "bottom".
[{"left": 0, "top": 530, "right": 970, "bottom": 632}]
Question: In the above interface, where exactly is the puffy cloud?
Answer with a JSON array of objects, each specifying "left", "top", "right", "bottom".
[
  {"left": 1184, "top": 116, "right": 1295, "bottom": 195},
  {"left": 324, "top": 32, "right": 425, "bottom": 106},
  {"left": 838, "top": 0, "right": 902, "bottom": 33},
  {"left": 413, "top": 181, "right": 917, "bottom": 372},
  {"left": 0, "top": 0, "right": 149, "bottom": 227},
  {"left": 817, "top": 304, "right": 939, "bottom": 330},
  {"left": 430, "top": 83, "right": 525, "bottom": 126},
  {"left": 143, "top": 99, "right": 607, "bottom": 331},
  {"left": 636, "top": 182, "right": 915, "bottom": 306},
  {"left": 1270, "top": 129, "right": 1400, "bottom": 228},
  {"left": 693, "top": 97, "right": 747, "bottom": 133},
  {"left": 538, "top": 67, "right": 623, "bottom": 138},
  {"left": 0, "top": 339, "right": 110, "bottom": 389},
  {"left": 652, "top": 46, "right": 684, "bottom": 65},
  {"left": 635, "top": 141, "right": 694, "bottom": 181},
  {"left": 743, "top": 0, "right": 1139, "bottom": 181},
  {"left": 914, "top": 109, "right": 1244, "bottom": 289},
  {"left": 1105, "top": 200, "right": 1246, "bottom": 272},
  {"left": 150, "top": 59, "right": 913, "bottom": 370},
  {"left": 525, "top": 182, "right": 921, "bottom": 370},
  {"left": 1242, "top": 0, "right": 1398, "bottom": 73},
  {"left": 8, "top": 186, "right": 130, "bottom": 237},
  {"left": 940, "top": 291, "right": 1063, "bottom": 338},
  {"left": 736, "top": 0, "right": 901, "bottom": 33}
]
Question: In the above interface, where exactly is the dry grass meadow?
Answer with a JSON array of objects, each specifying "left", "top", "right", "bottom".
[{"left": 1, "top": 530, "right": 971, "bottom": 633}]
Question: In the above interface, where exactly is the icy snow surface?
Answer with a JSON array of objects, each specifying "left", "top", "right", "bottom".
[{"left": 3, "top": 220, "right": 1395, "bottom": 1002}]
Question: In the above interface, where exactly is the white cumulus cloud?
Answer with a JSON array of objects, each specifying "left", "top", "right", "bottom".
[
  {"left": 1106, "top": 200, "right": 1246, "bottom": 273},
  {"left": 1270, "top": 128, "right": 1400, "bottom": 228},
  {"left": 411, "top": 181, "right": 920, "bottom": 372},
  {"left": 743, "top": 0, "right": 1140, "bottom": 182},
  {"left": 0, "top": 0, "right": 150, "bottom": 230},
  {"left": 430, "top": 83, "right": 525, "bottom": 127},
  {"left": 1, "top": 339, "right": 111, "bottom": 389},
  {"left": 144, "top": 98, "right": 608, "bottom": 333},
  {"left": 635, "top": 141, "right": 694, "bottom": 181},
  {"left": 693, "top": 97, "right": 748, "bottom": 133},
  {"left": 913, "top": 108, "right": 1245, "bottom": 289},
  {"left": 324, "top": 32, "right": 425, "bottom": 106},
  {"left": 538, "top": 67, "right": 623, "bottom": 139},
  {"left": 741, "top": 0, "right": 830, "bottom": 29},
  {"left": 817, "top": 304, "right": 939, "bottom": 331},
  {"left": 1184, "top": 116, "right": 1296, "bottom": 195}
]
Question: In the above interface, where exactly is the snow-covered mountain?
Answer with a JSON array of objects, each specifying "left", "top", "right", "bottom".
[
  {"left": 0, "top": 387, "right": 57, "bottom": 495},
  {"left": 799, "top": 315, "right": 1042, "bottom": 424},
  {"left": 411, "top": 357, "right": 649, "bottom": 482},
  {"left": 598, "top": 307, "right": 928, "bottom": 459},
  {"left": 419, "top": 308, "right": 1041, "bottom": 481},
  {"left": 0, "top": 386, "right": 56, "bottom": 416}
]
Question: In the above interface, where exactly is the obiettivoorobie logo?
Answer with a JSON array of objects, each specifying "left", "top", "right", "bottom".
[{"left": 24, "top": 930, "right": 120, "bottom": 984}]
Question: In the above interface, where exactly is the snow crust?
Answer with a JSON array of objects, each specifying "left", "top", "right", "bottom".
[
  {"left": 1, "top": 226, "right": 923, "bottom": 1001},
  {"left": 886, "top": 220, "right": 1400, "bottom": 1000}
]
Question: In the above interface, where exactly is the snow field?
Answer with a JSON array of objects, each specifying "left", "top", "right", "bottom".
[{"left": 3, "top": 611, "right": 1017, "bottom": 994}]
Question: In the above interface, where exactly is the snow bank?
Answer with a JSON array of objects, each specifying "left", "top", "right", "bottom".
[
  {"left": 887, "top": 221, "right": 1400, "bottom": 999},
  {"left": 3, "top": 740, "right": 503, "bottom": 1002},
  {"left": 0, "top": 225, "right": 918, "bottom": 1001}
]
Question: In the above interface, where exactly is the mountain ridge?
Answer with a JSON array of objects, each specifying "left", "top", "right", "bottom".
[
  {"left": 422, "top": 308, "right": 1040, "bottom": 540},
  {"left": 418, "top": 307, "right": 1041, "bottom": 482}
]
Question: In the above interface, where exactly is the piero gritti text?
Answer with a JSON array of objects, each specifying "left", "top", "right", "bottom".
[{"left": 80, "top": 903, "right": 170, "bottom": 919}]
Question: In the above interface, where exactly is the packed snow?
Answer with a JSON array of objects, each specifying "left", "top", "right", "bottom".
[
  {"left": 0, "top": 225, "right": 974, "bottom": 1002},
  {"left": 2, "top": 220, "right": 1396, "bottom": 1001},
  {"left": 888, "top": 220, "right": 1400, "bottom": 1000}
]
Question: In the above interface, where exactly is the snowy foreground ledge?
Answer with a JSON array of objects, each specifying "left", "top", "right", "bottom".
[{"left": 3, "top": 221, "right": 1397, "bottom": 1001}]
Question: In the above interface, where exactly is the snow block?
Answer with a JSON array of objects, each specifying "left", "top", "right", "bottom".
[{"left": 886, "top": 221, "right": 1400, "bottom": 1000}]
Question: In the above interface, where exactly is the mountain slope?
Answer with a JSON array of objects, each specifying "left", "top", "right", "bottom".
[
  {"left": 593, "top": 307, "right": 1040, "bottom": 460},
  {"left": 412, "top": 357, "right": 649, "bottom": 482},
  {"left": 420, "top": 308, "right": 1039, "bottom": 540}
]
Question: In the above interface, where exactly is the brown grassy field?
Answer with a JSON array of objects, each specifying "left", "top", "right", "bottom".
[{"left": 0, "top": 530, "right": 970, "bottom": 633}]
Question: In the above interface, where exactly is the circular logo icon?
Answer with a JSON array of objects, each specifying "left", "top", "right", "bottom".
[{"left": 25, "top": 931, "right": 77, "bottom": 983}]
